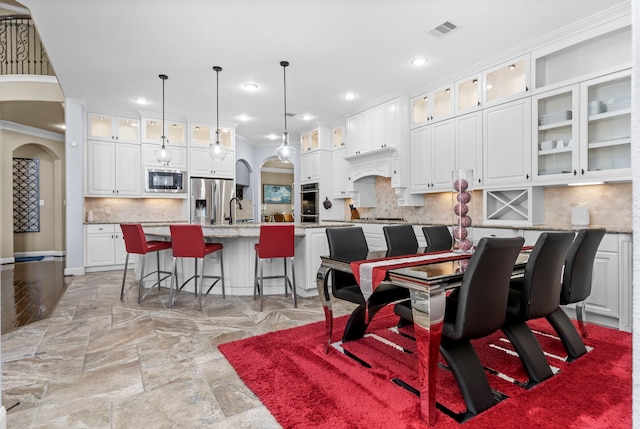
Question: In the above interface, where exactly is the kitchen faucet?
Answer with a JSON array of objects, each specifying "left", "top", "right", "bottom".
[{"left": 229, "top": 197, "right": 242, "bottom": 224}]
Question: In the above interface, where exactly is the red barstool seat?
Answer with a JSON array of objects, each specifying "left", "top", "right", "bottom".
[
  {"left": 169, "top": 224, "right": 225, "bottom": 310},
  {"left": 120, "top": 223, "right": 172, "bottom": 303},
  {"left": 254, "top": 224, "right": 297, "bottom": 312}
]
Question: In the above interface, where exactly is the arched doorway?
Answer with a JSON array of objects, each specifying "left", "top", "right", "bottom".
[{"left": 259, "top": 156, "right": 294, "bottom": 222}]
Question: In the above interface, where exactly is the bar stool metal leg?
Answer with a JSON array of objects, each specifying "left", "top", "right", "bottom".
[
  {"left": 120, "top": 253, "right": 131, "bottom": 300},
  {"left": 219, "top": 251, "right": 226, "bottom": 299},
  {"left": 137, "top": 254, "right": 147, "bottom": 304},
  {"left": 290, "top": 256, "right": 297, "bottom": 308}
]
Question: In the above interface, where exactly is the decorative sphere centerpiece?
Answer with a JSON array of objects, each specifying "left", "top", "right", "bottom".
[{"left": 452, "top": 169, "right": 474, "bottom": 253}]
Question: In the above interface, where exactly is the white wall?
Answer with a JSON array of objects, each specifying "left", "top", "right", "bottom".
[{"left": 64, "top": 100, "right": 85, "bottom": 275}]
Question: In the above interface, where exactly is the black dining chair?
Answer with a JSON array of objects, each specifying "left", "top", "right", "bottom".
[
  {"left": 545, "top": 228, "right": 605, "bottom": 361},
  {"left": 502, "top": 232, "right": 574, "bottom": 386},
  {"left": 325, "top": 227, "right": 409, "bottom": 342},
  {"left": 438, "top": 236, "right": 524, "bottom": 421},
  {"left": 422, "top": 225, "right": 453, "bottom": 252},
  {"left": 383, "top": 224, "right": 419, "bottom": 257},
  {"left": 394, "top": 225, "right": 453, "bottom": 325}
]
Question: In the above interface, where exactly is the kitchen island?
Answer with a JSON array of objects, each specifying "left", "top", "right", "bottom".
[{"left": 134, "top": 222, "right": 352, "bottom": 298}]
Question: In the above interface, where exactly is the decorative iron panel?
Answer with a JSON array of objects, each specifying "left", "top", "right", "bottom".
[{"left": 13, "top": 157, "right": 40, "bottom": 233}]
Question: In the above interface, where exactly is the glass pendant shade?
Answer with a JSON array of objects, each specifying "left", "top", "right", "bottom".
[
  {"left": 277, "top": 131, "right": 296, "bottom": 162},
  {"left": 156, "top": 74, "right": 172, "bottom": 166},
  {"left": 209, "top": 66, "right": 227, "bottom": 161},
  {"left": 157, "top": 143, "right": 173, "bottom": 165},
  {"left": 276, "top": 60, "right": 296, "bottom": 163}
]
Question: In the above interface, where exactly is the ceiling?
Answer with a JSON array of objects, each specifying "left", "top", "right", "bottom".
[{"left": 3, "top": 0, "right": 630, "bottom": 145}]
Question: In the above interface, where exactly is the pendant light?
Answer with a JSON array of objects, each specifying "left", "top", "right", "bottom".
[
  {"left": 156, "top": 74, "right": 173, "bottom": 166},
  {"left": 276, "top": 60, "right": 296, "bottom": 163},
  {"left": 209, "top": 66, "right": 228, "bottom": 161}
]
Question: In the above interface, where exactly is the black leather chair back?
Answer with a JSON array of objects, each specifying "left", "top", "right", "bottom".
[
  {"left": 561, "top": 228, "right": 605, "bottom": 304},
  {"left": 446, "top": 236, "right": 524, "bottom": 341},
  {"left": 519, "top": 232, "right": 574, "bottom": 320},
  {"left": 383, "top": 224, "right": 418, "bottom": 257},
  {"left": 422, "top": 225, "right": 453, "bottom": 252},
  {"left": 326, "top": 227, "right": 369, "bottom": 297}
]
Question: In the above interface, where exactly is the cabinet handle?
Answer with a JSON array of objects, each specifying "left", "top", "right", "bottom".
[
  {"left": 478, "top": 178, "right": 481, "bottom": 183},
  {"left": 477, "top": 101, "right": 481, "bottom": 106},
  {"left": 525, "top": 86, "right": 529, "bottom": 92},
  {"left": 581, "top": 169, "right": 585, "bottom": 175},
  {"left": 526, "top": 174, "right": 529, "bottom": 180},
  {"left": 573, "top": 170, "right": 577, "bottom": 176},
  {"left": 393, "top": 170, "right": 397, "bottom": 174},
  {"left": 112, "top": 190, "right": 115, "bottom": 193}
]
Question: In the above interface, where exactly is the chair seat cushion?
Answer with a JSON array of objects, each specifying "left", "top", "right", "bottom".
[
  {"left": 146, "top": 241, "right": 172, "bottom": 253},
  {"left": 204, "top": 243, "right": 223, "bottom": 256},
  {"left": 333, "top": 283, "right": 409, "bottom": 307}
]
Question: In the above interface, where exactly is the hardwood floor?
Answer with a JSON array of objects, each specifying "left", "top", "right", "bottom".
[{"left": 1, "top": 257, "right": 72, "bottom": 334}]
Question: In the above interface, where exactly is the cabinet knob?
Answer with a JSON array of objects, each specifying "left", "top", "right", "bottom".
[
  {"left": 478, "top": 178, "right": 481, "bottom": 183},
  {"left": 477, "top": 101, "right": 481, "bottom": 106},
  {"left": 525, "top": 86, "right": 529, "bottom": 92},
  {"left": 581, "top": 169, "right": 585, "bottom": 175},
  {"left": 573, "top": 170, "right": 577, "bottom": 176},
  {"left": 526, "top": 174, "right": 529, "bottom": 180}
]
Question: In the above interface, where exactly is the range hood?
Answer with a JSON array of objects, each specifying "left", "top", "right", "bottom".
[{"left": 346, "top": 148, "right": 396, "bottom": 182}]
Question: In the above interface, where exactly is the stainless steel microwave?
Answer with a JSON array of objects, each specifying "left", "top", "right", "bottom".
[{"left": 144, "top": 168, "right": 186, "bottom": 193}]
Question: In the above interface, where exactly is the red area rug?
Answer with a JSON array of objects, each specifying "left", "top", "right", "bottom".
[{"left": 218, "top": 308, "right": 631, "bottom": 428}]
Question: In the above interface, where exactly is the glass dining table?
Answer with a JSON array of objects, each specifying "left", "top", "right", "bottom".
[{"left": 315, "top": 249, "right": 529, "bottom": 426}]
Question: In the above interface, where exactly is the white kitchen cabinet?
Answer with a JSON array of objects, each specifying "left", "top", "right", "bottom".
[
  {"left": 359, "top": 223, "right": 386, "bottom": 251},
  {"left": 531, "top": 84, "right": 579, "bottom": 184},
  {"left": 411, "top": 85, "right": 454, "bottom": 127},
  {"left": 454, "top": 111, "right": 483, "bottom": 187},
  {"left": 333, "top": 125, "right": 346, "bottom": 149},
  {"left": 142, "top": 117, "right": 187, "bottom": 146},
  {"left": 347, "top": 98, "right": 400, "bottom": 156},
  {"left": 190, "top": 123, "right": 235, "bottom": 150},
  {"left": 332, "top": 148, "right": 352, "bottom": 198},
  {"left": 86, "top": 140, "right": 141, "bottom": 196},
  {"left": 295, "top": 227, "right": 329, "bottom": 293},
  {"left": 409, "top": 119, "right": 454, "bottom": 193},
  {"left": 301, "top": 151, "right": 320, "bottom": 183},
  {"left": 87, "top": 113, "right": 140, "bottom": 143},
  {"left": 482, "top": 55, "right": 530, "bottom": 107},
  {"left": 85, "top": 224, "right": 128, "bottom": 269},
  {"left": 189, "top": 146, "right": 234, "bottom": 178},
  {"left": 455, "top": 74, "right": 483, "bottom": 114},
  {"left": 579, "top": 70, "right": 631, "bottom": 181},
  {"left": 141, "top": 143, "right": 187, "bottom": 169},
  {"left": 483, "top": 97, "right": 532, "bottom": 187}
]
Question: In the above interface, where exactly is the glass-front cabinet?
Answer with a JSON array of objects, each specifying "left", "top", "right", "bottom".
[
  {"left": 190, "top": 123, "right": 234, "bottom": 149},
  {"left": 333, "top": 126, "right": 345, "bottom": 148},
  {"left": 411, "top": 85, "right": 453, "bottom": 127},
  {"left": 142, "top": 117, "right": 187, "bottom": 146},
  {"left": 455, "top": 74, "right": 482, "bottom": 114},
  {"left": 483, "top": 55, "right": 530, "bottom": 107},
  {"left": 87, "top": 113, "right": 139, "bottom": 143},
  {"left": 580, "top": 70, "right": 631, "bottom": 180},
  {"left": 532, "top": 85, "right": 579, "bottom": 183}
]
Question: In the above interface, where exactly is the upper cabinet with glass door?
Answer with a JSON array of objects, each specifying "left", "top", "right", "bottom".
[
  {"left": 410, "top": 85, "right": 453, "bottom": 127},
  {"left": 332, "top": 125, "right": 345, "bottom": 149},
  {"left": 531, "top": 84, "right": 579, "bottom": 184},
  {"left": 579, "top": 69, "right": 631, "bottom": 180},
  {"left": 189, "top": 123, "right": 235, "bottom": 150},
  {"left": 141, "top": 117, "right": 187, "bottom": 146},
  {"left": 87, "top": 113, "right": 140, "bottom": 144},
  {"left": 482, "top": 55, "right": 530, "bottom": 108},
  {"left": 455, "top": 74, "right": 482, "bottom": 114}
]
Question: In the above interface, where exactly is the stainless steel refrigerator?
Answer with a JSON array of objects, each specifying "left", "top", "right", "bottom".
[{"left": 190, "top": 177, "right": 235, "bottom": 224}]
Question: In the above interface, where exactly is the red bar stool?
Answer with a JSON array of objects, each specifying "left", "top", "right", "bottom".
[
  {"left": 169, "top": 224, "right": 225, "bottom": 311},
  {"left": 119, "top": 223, "right": 172, "bottom": 303},
  {"left": 253, "top": 224, "right": 297, "bottom": 312}
]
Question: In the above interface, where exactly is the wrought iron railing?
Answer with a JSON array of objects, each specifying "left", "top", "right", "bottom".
[{"left": 0, "top": 14, "right": 53, "bottom": 76}]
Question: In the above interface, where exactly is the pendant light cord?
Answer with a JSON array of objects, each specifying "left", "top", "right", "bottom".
[
  {"left": 213, "top": 66, "right": 222, "bottom": 144},
  {"left": 281, "top": 61, "right": 289, "bottom": 133},
  {"left": 159, "top": 74, "right": 168, "bottom": 148}
]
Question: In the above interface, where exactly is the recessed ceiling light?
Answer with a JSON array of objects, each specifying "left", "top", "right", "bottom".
[
  {"left": 267, "top": 133, "right": 279, "bottom": 140},
  {"left": 300, "top": 114, "right": 313, "bottom": 120},
  {"left": 411, "top": 58, "right": 427, "bottom": 66},
  {"left": 243, "top": 82, "right": 259, "bottom": 91},
  {"left": 344, "top": 92, "right": 356, "bottom": 100},
  {"left": 237, "top": 115, "right": 250, "bottom": 121},
  {"left": 134, "top": 97, "right": 149, "bottom": 105}
]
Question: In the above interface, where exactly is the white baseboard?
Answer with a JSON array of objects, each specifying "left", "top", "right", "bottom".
[
  {"left": 64, "top": 267, "right": 85, "bottom": 276},
  {"left": 0, "top": 257, "right": 15, "bottom": 265},
  {"left": 13, "top": 250, "right": 66, "bottom": 257}
]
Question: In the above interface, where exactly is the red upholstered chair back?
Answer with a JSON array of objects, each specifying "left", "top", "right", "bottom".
[
  {"left": 120, "top": 223, "right": 148, "bottom": 254},
  {"left": 258, "top": 224, "right": 294, "bottom": 258},
  {"left": 170, "top": 224, "right": 207, "bottom": 258}
]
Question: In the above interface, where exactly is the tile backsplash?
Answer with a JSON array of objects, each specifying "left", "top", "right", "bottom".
[
  {"left": 85, "top": 198, "right": 186, "bottom": 223},
  {"left": 351, "top": 177, "right": 631, "bottom": 229}
]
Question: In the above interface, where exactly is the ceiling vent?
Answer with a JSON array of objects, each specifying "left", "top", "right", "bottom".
[{"left": 428, "top": 21, "right": 459, "bottom": 39}]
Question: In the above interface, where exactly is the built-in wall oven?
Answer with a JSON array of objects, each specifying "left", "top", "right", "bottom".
[{"left": 300, "top": 183, "right": 319, "bottom": 223}]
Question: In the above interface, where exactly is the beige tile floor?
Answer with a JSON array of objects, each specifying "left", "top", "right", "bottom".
[{"left": 2, "top": 269, "right": 357, "bottom": 428}]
